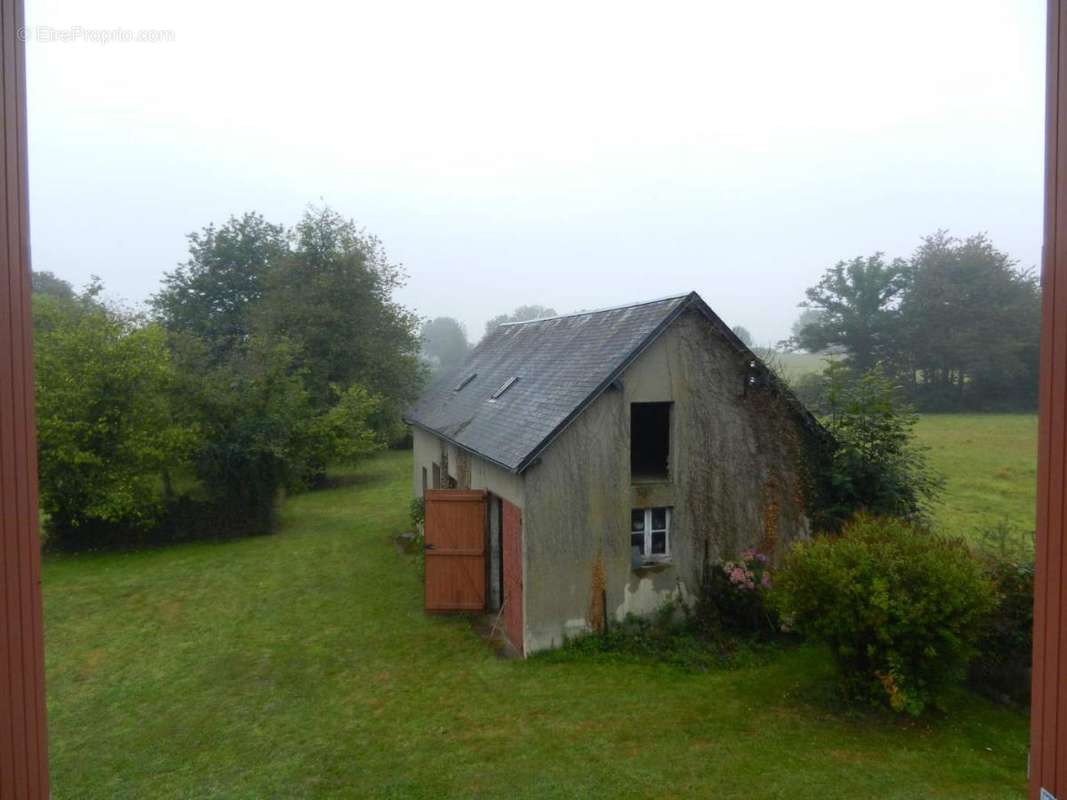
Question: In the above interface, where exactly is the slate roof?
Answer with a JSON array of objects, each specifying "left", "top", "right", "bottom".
[{"left": 406, "top": 291, "right": 762, "bottom": 474}]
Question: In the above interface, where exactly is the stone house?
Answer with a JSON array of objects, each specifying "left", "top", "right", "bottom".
[{"left": 405, "top": 292, "right": 823, "bottom": 655}]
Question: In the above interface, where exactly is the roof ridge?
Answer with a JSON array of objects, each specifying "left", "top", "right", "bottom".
[{"left": 497, "top": 292, "right": 692, "bottom": 328}]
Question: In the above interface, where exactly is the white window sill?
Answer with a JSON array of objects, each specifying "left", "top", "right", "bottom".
[{"left": 632, "top": 559, "right": 672, "bottom": 573}]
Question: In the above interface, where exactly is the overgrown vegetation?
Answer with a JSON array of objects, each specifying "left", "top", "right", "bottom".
[
  {"left": 550, "top": 550, "right": 785, "bottom": 672},
  {"left": 33, "top": 291, "right": 195, "bottom": 548},
  {"left": 546, "top": 603, "right": 780, "bottom": 672},
  {"left": 33, "top": 205, "right": 420, "bottom": 550},
  {"left": 772, "top": 515, "right": 996, "bottom": 716},
  {"left": 802, "top": 363, "right": 943, "bottom": 530},
  {"left": 970, "top": 535, "right": 1035, "bottom": 707}
]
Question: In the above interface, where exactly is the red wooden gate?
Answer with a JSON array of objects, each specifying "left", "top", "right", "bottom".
[{"left": 424, "top": 490, "right": 487, "bottom": 612}]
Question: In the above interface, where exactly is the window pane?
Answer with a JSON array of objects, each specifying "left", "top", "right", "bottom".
[
  {"left": 651, "top": 507, "right": 667, "bottom": 530},
  {"left": 631, "top": 509, "right": 645, "bottom": 532},
  {"left": 651, "top": 531, "right": 666, "bottom": 554},
  {"left": 630, "top": 532, "right": 645, "bottom": 555}
]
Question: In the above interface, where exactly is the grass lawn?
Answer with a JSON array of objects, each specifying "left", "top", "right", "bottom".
[
  {"left": 44, "top": 450, "right": 1029, "bottom": 799},
  {"left": 764, "top": 350, "right": 837, "bottom": 381},
  {"left": 915, "top": 414, "right": 1038, "bottom": 545}
]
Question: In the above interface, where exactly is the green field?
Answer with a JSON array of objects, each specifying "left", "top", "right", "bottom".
[
  {"left": 916, "top": 414, "right": 1037, "bottom": 547},
  {"left": 44, "top": 446, "right": 1030, "bottom": 799},
  {"left": 770, "top": 350, "right": 837, "bottom": 381}
]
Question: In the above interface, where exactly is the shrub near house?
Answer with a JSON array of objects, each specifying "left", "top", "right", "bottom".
[
  {"left": 773, "top": 515, "right": 995, "bottom": 716},
  {"left": 702, "top": 549, "right": 777, "bottom": 636}
]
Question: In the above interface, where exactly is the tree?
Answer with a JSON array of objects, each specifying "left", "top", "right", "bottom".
[
  {"left": 256, "top": 206, "right": 422, "bottom": 434},
  {"left": 794, "top": 255, "right": 911, "bottom": 373},
  {"left": 809, "top": 363, "right": 942, "bottom": 530},
  {"left": 31, "top": 270, "right": 75, "bottom": 300},
  {"left": 306, "top": 384, "right": 386, "bottom": 469},
  {"left": 484, "top": 304, "right": 557, "bottom": 339},
  {"left": 174, "top": 336, "right": 385, "bottom": 534},
  {"left": 789, "top": 309, "right": 827, "bottom": 349},
  {"left": 899, "top": 231, "right": 1040, "bottom": 410},
  {"left": 152, "top": 212, "right": 287, "bottom": 362},
  {"left": 33, "top": 293, "right": 193, "bottom": 546},
  {"left": 730, "top": 325, "right": 753, "bottom": 347},
  {"left": 420, "top": 316, "right": 470, "bottom": 374}
]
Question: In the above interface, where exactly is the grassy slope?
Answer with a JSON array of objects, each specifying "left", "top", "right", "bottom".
[
  {"left": 915, "top": 414, "right": 1038, "bottom": 540},
  {"left": 45, "top": 451, "right": 1028, "bottom": 799}
]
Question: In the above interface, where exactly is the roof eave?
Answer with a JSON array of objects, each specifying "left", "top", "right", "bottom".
[{"left": 404, "top": 417, "right": 523, "bottom": 475}]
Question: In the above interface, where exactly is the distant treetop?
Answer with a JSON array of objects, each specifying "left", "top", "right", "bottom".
[{"left": 483, "top": 304, "right": 558, "bottom": 339}]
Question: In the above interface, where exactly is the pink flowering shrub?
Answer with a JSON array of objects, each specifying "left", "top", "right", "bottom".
[
  {"left": 723, "top": 549, "right": 771, "bottom": 591},
  {"left": 701, "top": 548, "right": 777, "bottom": 635}
]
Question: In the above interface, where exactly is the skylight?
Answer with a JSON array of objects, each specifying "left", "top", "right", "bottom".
[
  {"left": 454, "top": 373, "right": 477, "bottom": 392},
  {"left": 490, "top": 376, "right": 519, "bottom": 400}
]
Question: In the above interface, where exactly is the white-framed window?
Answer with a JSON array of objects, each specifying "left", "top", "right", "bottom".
[{"left": 630, "top": 507, "right": 671, "bottom": 562}]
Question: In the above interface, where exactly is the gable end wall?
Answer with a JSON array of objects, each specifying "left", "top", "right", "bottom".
[{"left": 521, "top": 309, "right": 813, "bottom": 653}]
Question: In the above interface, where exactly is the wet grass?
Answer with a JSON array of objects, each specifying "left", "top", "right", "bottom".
[
  {"left": 915, "top": 414, "right": 1037, "bottom": 549},
  {"left": 44, "top": 449, "right": 1029, "bottom": 798}
]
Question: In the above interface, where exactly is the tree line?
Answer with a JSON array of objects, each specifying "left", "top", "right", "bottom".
[
  {"left": 787, "top": 231, "right": 1040, "bottom": 412},
  {"left": 33, "top": 206, "right": 422, "bottom": 550}
]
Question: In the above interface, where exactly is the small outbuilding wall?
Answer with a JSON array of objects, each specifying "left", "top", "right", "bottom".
[{"left": 521, "top": 309, "right": 813, "bottom": 653}]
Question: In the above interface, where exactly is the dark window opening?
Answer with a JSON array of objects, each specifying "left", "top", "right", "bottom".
[{"left": 631, "top": 402, "right": 671, "bottom": 480}]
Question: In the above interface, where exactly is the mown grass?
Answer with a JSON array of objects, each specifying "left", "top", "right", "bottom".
[
  {"left": 44, "top": 450, "right": 1029, "bottom": 799},
  {"left": 915, "top": 414, "right": 1037, "bottom": 546}
]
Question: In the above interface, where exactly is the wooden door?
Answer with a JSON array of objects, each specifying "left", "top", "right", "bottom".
[{"left": 424, "top": 490, "right": 487, "bottom": 612}]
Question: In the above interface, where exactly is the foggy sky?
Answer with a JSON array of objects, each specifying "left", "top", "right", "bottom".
[{"left": 26, "top": 0, "right": 1046, "bottom": 346}]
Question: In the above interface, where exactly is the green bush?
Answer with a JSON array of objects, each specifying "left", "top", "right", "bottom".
[
  {"left": 773, "top": 515, "right": 995, "bottom": 715},
  {"left": 970, "top": 556, "right": 1033, "bottom": 706},
  {"left": 804, "top": 364, "right": 943, "bottom": 531},
  {"left": 409, "top": 497, "right": 425, "bottom": 529}
]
